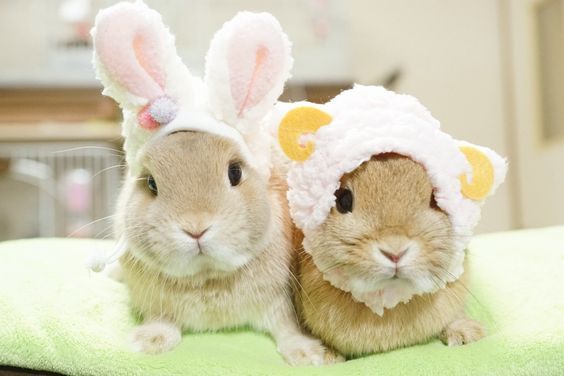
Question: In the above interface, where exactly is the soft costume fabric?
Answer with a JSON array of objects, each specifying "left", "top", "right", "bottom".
[
  {"left": 1, "top": 228, "right": 563, "bottom": 375},
  {"left": 272, "top": 85, "right": 507, "bottom": 315},
  {"left": 88, "top": 1, "right": 292, "bottom": 271},
  {"left": 93, "top": 1, "right": 292, "bottom": 176}
]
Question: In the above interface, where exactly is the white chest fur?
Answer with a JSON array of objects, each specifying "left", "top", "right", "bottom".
[{"left": 122, "top": 249, "right": 292, "bottom": 332}]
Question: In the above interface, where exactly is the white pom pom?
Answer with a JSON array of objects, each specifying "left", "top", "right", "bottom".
[
  {"left": 149, "top": 96, "right": 178, "bottom": 124},
  {"left": 85, "top": 252, "right": 108, "bottom": 272}
]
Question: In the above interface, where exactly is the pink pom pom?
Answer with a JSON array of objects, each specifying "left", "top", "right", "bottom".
[
  {"left": 137, "top": 104, "right": 160, "bottom": 130},
  {"left": 136, "top": 96, "right": 178, "bottom": 130}
]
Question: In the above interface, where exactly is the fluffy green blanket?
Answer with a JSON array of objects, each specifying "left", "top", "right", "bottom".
[{"left": 0, "top": 227, "right": 563, "bottom": 375}]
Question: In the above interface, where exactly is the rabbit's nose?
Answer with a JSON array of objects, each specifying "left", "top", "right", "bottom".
[
  {"left": 184, "top": 227, "right": 209, "bottom": 240},
  {"left": 380, "top": 249, "right": 407, "bottom": 264}
]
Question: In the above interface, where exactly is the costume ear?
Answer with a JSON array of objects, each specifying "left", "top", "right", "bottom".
[
  {"left": 277, "top": 104, "right": 333, "bottom": 162},
  {"left": 458, "top": 142, "right": 507, "bottom": 201},
  {"left": 92, "top": 2, "right": 183, "bottom": 130},
  {"left": 204, "top": 12, "right": 293, "bottom": 127}
]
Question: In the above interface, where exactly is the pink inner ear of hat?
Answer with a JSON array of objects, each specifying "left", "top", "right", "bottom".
[
  {"left": 236, "top": 45, "right": 269, "bottom": 117},
  {"left": 133, "top": 33, "right": 166, "bottom": 90},
  {"left": 227, "top": 20, "right": 285, "bottom": 118}
]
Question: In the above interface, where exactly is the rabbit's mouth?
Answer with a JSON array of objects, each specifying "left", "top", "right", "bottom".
[
  {"left": 163, "top": 241, "right": 256, "bottom": 278},
  {"left": 125, "top": 214, "right": 267, "bottom": 278},
  {"left": 135, "top": 248, "right": 246, "bottom": 279},
  {"left": 351, "top": 268, "right": 414, "bottom": 292}
]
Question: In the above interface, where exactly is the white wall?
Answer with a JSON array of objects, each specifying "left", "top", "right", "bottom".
[
  {"left": 508, "top": 0, "right": 564, "bottom": 230},
  {"left": 347, "top": 0, "right": 513, "bottom": 233},
  {"left": 0, "top": 0, "right": 351, "bottom": 85}
]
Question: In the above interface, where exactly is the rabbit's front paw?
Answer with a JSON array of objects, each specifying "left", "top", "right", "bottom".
[
  {"left": 278, "top": 335, "right": 344, "bottom": 366},
  {"left": 129, "top": 320, "right": 181, "bottom": 354},
  {"left": 439, "top": 317, "right": 486, "bottom": 346}
]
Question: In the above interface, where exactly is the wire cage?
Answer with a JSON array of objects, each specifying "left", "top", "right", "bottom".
[{"left": 0, "top": 142, "right": 123, "bottom": 241}]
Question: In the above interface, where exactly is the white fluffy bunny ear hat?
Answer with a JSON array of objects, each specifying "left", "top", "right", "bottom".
[
  {"left": 88, "top": 1, "right": 292, "bottom": 272},
  {"left": 92, "top": 1, "right": 293, "bottom": 178},
  {"left": 273, "top": 84, "right": 507, "bottom": 275}
]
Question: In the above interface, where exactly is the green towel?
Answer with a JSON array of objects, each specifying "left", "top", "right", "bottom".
[{"left": 0, "top": 227, "right": 563, "bottom": 376}]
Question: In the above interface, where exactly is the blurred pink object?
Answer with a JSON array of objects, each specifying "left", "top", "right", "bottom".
[{"left": 61, "top": 169, "right": 92, "bottom": 237}]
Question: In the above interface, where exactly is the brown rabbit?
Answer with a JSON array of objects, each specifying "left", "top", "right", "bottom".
[
  {"left": 294, "top": 154, "right": 485, "bottom": 357},
  {"left": 115, "top": 132, "right": 339, "bottom": 364},
  {"left": 272, "top": 85, "right": 507, "bottom": 358}
]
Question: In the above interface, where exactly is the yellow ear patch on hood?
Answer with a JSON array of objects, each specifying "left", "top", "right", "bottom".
[
  {"left": 278, "top": 106, "right": 332, "bottom": 162},
  {"left": 459, "top": 146, "right": 494, "bottom": 200}
]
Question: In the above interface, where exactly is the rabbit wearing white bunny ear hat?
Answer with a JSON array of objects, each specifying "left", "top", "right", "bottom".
[
  {"left": 89, "top": 2, "right": 291, "bottom": 268},
  {"left": 88, "top": 1, "right": 342, "bottom": 365}
]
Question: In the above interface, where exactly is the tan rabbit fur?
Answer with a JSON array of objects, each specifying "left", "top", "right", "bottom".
[
  {"left": 295, "top": 153, "right": 485, "bottom": 357},
  {"left": 115, "top": 131, "right": 340, "bottom": 365}
]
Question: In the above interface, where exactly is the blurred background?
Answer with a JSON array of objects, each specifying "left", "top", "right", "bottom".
[{"left": 0, "top": 0, "right": 562, "bottom": 240}]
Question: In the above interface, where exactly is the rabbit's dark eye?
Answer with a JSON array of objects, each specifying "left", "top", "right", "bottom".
[
  {"left": 335, "top": 188, "right": 353, "bottom": 214},
  {"left": 147, "top": 175, "right": 158, "bottom": 195},
  {"left": 228, "top": 162, "right": 242, "bottom": 186}
]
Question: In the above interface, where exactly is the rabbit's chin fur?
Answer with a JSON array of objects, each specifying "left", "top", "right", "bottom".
[
  {"left": 114, "top": 132, "right": 342, "bottom": 365},
  {"left": 295, "top": 154, "right": 485, "bottom": 357}
]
